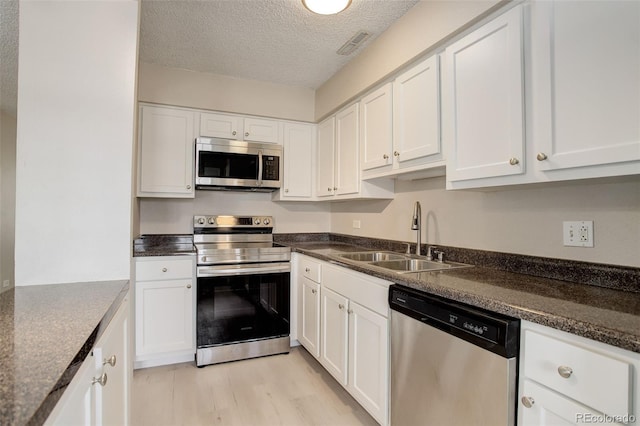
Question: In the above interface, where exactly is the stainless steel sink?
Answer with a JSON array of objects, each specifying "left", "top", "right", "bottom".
[
  {"left": 336, "top": 251, "right": 471, "bottom": 273},
  {"left": 337, "top": 251, "right": 407, "bottom": 262}
]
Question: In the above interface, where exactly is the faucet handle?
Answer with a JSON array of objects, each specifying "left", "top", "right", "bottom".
[
  {"left": 426, "top": 246, "right": 435, "bottom": 261},
  {"left": 405, "top": 243, "right": 411, "bottom": 254}
]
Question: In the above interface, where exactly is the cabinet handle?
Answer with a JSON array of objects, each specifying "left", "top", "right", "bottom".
[
  {"left": 305, "top": 267, "right": 310, "bottom": 272},
  {"left": 232, "top": 130, "right": 237, "bottom": 136},
  {"left": 311, "top": 289, "right": 317, "bottom": 294},
  {"left": 557, "top": 365, "right": 573, "bottom": 378},
  {"left": 92, "top": 373, "right": 108, "bottom": 387},
  {"left": 383, "top": 154, "right": 389, "bottom": 160},
  {"left": 509, "top": 157, "right": 520, "bottom": 166},
  {"left": 162, "top": 268, "right": 167, "bottom": 272},
  {"left": 187, "top": 284, "right": 192, "bottom": 289},
  {"left": 537, "top": 152, "right": 548, "bottom": 161},
  {"left": 103, "top": 355, "right": 116, "bottom": 367},
  {"left": 186, "top": 185, "right": 191, "bottom": 190},
  {"left": 245, "top": 132, "right": 249, "bottom": 137},
  {"left": 338, "top": 304, "right": 344, "bottom": 310},
  {"left": 394, "top": 151, "right": 400, "bottom": 157},
  {"left": 521, "top": 396, "right": 535, "bottom": 408},
  {"left": 347, "top": 309, "right": 353, "bottom": 314}
]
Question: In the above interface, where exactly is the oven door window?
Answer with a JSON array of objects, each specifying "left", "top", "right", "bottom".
[
  {"left": 197, "top": 272, "right": 290, "bottom": 347},
  {"left": 198, "top": 151, "right": 258, "bottom": 180}
]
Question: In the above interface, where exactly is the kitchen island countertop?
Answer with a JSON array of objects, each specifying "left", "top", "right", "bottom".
[{"left": 0, "top": 280, "right": 129, "bottom": 426}]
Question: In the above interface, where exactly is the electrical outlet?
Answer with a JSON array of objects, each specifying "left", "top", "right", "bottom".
[
  {"left": 2, "top": 280, "right": 10, "bottom": 288},
  {"left": 352, "top": 220, "right": 361, "bottom": 229},
  {"left": 563, "top": 221, "right": 594, "bottom": 247}
]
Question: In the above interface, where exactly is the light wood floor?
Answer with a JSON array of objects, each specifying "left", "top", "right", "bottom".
[{"left": 132, "top": 346, "right": 378, "bottom": 426}]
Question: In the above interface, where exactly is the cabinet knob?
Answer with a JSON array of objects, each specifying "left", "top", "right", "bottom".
[
  {"left": 333, "top": 187, "right": 337, "bottom": 191},
  {"left": 347, "top": 309, "right": 353, "bottom": 314},
  {"left": 162, "top": 268, "right": 167, "bottom": 272},
  {"left": 284, "top": 189, "right": 289, "bottom": 193},
  {"left": 383, "top": 154, "right": 389, "bottom": 160},
  {"left": 557, "top": 365, "right": 573, "bottom": 378},
  {"left": 103, "top": 355, "right": 116, "bottom": 367},
  {"left": 338, "top": 304, "right": 344, "bottom": 310},
  {"left": 92, "top": 373, "right": 108, "bottom": 387},
  {"left": 328, "top": 187, "right": 332, "bottom": 192},
  {"left": 311, "top": 289, "right": 317, "bottom": 294},
  {"left": 305, "top": 267, "right": 310, "bottom": 272},
  {"left": 509, "top": 157, "right": 520, "bottom": 166},
  {"left": 186, "top": 185, "right": 191, "bottom": 190},
  {"left": 187, "top": 284, "right": 192, "bottom": 289},
  {"left": 521, "top": 396, "right": 535, "bottom": 408},
  {"left": 537, "top": 152, "right": 548, "bottom": 161},
  {"left": 394, "top": 151, "right": 400, "bottom": 157},
  {"left": 232, "top": 130, "right": 237, "bottom": 136},
  {"left": 245, "top": 132, "right": 249, "bottom": 137}
]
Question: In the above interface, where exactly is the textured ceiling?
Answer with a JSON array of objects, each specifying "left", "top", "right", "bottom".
[
  {"left": 0, "top": 0, "right": 420, "bottom": 116},
  {"left": 139, "top": 0, "right": 421, "bottom": 89}
]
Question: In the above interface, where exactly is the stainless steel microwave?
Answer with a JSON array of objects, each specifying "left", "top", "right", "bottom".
[{"left": 195, "top": 137, "right": 282, "bottom": 192}]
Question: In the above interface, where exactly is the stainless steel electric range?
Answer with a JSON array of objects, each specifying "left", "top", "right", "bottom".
[{"left": 194, "top": 215, "right": 291, "bottom": 367}]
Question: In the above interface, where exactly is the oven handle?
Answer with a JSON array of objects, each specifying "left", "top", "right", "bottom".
[{"left": 197, "top": 262, "right": 290, "bottom": 277}]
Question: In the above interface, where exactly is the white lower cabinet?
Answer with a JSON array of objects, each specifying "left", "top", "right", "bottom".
[
  {"left": 518, "top": 320, "right": 639, "bottom": 426},
  {"left": 295, "top": 254, "right": 391, "bottom": 426},
  {"left": 134, "top": 256, "right": 196, "bottom": 369},
  {"left": 46, "top": 294, "right": 130, "bottom": 426}
]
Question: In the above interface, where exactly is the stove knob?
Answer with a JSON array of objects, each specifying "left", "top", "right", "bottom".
[
  {"left": 208, "top": 217, "right": 215, "bottom": 225},
  {"left": 263, "top": 218, "right": 270, "bottom": 225},
  {"left": 197, "top": 217, "right": 205, "bottom": 225},
  {"left": 254, "top": 218, "right": 261, "bottom": 225}
]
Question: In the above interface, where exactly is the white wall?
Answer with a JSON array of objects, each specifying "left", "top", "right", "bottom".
[
  {"left": 315, "top": 0, "right": 501, "bottom": 119},
  {"left": 330, "top": 176, "right": 640, "bottom": 268},
  {"left": 139, "top": 191, "right": 330, "bottom": 235},
  {"left": 0, "top": 111, "right": 16, "bottom": 293},
  {"left": 15, "top": 1, "right": 139, "bottom": 286},
  {"left": 138, "top": 62, "right": 315, "bottom": 122}
]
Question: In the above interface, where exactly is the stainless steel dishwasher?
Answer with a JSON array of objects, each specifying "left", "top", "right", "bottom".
[{"left": 389, "top": 284, "right": 520, "bottom": 425}]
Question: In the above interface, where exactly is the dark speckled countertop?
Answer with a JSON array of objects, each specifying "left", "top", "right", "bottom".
[
  {"left": 276, "top": 236, "right": 640, "bottom": 354},
  {"left": 0, "top": 280, "right": 129, "bottom": 426}
]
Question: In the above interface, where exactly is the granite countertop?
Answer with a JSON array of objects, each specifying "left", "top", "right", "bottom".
[
  {"left": 133, "top": 234, "right": 195, "bottom": 257},
  {"left": 0, "top": 280, "right": 129, "bottom": 426},
  {"left": 285, "top": 240, "right": 640, "bottom": 354}
]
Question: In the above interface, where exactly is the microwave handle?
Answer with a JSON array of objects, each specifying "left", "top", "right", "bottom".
[{"left": 257, "top": 150, "right": 263, "bottom": 186}]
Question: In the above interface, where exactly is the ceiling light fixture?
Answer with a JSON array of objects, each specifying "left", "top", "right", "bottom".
[{"left": 302, "top": 0, "right": 352, "bottom": 15}]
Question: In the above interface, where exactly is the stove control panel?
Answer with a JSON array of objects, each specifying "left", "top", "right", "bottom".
[{"left": 193, "top": 215, "right": 274, "bottom": 229}]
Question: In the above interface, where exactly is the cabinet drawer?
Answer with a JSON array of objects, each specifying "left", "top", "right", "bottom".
[
  {"left": 299, "top": 257, "right": 321, "bottom": 283},
  {"left": 323, "top": 264, "right": 390, "bottom": 317},
  {"left": 523, "top": 330, "right": 631, "bottom": 417},
  {"left": 136, "top": 258, "right": 194, "bottom": 281}
]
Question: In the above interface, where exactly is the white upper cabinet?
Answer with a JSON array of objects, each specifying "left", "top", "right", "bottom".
[
  {"left": 443, "top": 5, "right": 525, "bottom": 183},
  {"left": 275, "top": 122, "right": 315, "bottom": 200},
  {"left": 137, "top": 104, "right": 195, "bottom": 198},
  {"left": 393, "top": 54, "right": 443, "bottom": 167},
  {"left": 335, "top": 103, "right": 361, "bottom": 196},
  {"left": 360, "top": 83, "right": 393, "bottom": 171},
  {"left": 531, "top": 0, "right": 640, "bottom": 172},
  {"left": 316, "top": 116, "right": 336, "bottom": 198},
  {"left": 200, "top": 112, "right": 281, "bottom": 144}
]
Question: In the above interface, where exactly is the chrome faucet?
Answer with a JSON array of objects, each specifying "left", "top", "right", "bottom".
[{"left": 411, "top": 201, "right": 421, "bottom": 256}]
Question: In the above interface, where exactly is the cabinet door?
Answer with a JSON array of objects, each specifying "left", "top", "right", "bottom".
[
  {"left": 243, "top": 117, "right": 281, "bottom": 144},
  {"left": 320, "top": 286, "right": 349, "bottom": 386},
  {"left": 531, "top": 1, "right": 640, "bottom": 171},
  {"left": 299, "top": 277, "right": 321, "bottom": 358},
  {"left": 95, "top": 298, "right": 129, "bottom": 426},
  {"left": 393, "top": 55, "right": 441, "bottom": 164},
  {"left": 282, "top": 123, "right": 314, "bottom": 198},
  {"left": 138, "top": 105, "right": 195, "bottom": 197},
  {"left": 335, "top": 103, "right": 360, "bottom": 195},
  {"left": 348, "top": 301, "right": 389, "bottom": 426},
  {"left": 519, "top": 379, "right": 617, "bottom": 426},
  {"left": 200, "top": 112, "right": 242, "bottom": 139},
  {"left": 444, "top": 5, "right": 525, "bottom": 182},
  {"left": 44, "top": 354, "right": 96, "bottom": 425},
  {"left": 316, "top": 117, "right": 336, "bottom": 198},
  {"left": 135, "top": 279, "right": 194, "bottom": 356},
  {"left": 360, "top": 84, "right": 393, "bottom": 171}
]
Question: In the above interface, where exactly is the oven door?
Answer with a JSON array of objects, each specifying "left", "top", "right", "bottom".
[{"left": 196, "top": 262, "right": 290, "bottom": 352}]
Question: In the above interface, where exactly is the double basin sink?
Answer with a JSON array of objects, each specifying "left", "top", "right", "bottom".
[{"left": 335, "top": 251, "right": 471, "bottom": 274}]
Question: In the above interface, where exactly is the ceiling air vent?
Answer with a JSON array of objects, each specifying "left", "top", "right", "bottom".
[{"left": 336, "top": 30, "right": 370, "bottom": 55}]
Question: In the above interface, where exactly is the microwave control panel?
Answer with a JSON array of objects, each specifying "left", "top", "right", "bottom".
[{"left": 262, "top": 156, "right": 280, "bottom": 181}]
